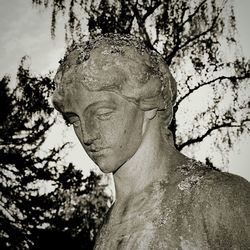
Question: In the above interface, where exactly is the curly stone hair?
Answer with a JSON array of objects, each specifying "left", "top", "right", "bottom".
[{"left": 53, "top": 33, "right": 177, "bottom": 139}]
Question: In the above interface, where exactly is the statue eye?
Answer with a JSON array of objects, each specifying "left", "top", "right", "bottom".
[
  {"left": 97, "top": 113, "right": 112, "bottom": 121},
  {"left": 95, "top": 108, "right": 113, "bottom": 121},
  {"left": 69, "top": 117, "right": 80, "bottom": 127},
  {"left": 63, "top": 114, "right": 80, "bottom": 127},
  {"left": 72, "top": 120, "right": 81, "bottom": 127}
]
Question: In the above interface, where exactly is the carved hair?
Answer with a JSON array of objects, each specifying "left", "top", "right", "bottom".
[{"left": 53, "top": 33, "right": 177, "bottom": 130}]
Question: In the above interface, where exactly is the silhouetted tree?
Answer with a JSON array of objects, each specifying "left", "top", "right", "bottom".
[
  {"left": 0, "top": 58, "right": 110, "bottom": 250},
  {"left": 31, "top": 169, "right": 110, "bottom": 250},
  {"left": 32, "top": 0, "right": 250, "bottom": 167}
]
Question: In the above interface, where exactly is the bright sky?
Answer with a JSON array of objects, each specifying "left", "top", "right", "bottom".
[{"left": 0, "top": 0, "right": 249, "bottom": 181}]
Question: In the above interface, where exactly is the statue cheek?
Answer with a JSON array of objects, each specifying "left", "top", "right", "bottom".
[{"left": 73, "top": 126, "right": 84, "bottom": 145}]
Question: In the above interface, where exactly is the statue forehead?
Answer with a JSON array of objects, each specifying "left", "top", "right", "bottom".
[{"left": 62, "top": 84, "right": 122, "bottom": 112}]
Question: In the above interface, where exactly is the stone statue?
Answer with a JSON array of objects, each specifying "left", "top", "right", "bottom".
[{"left": 52, "top": 34, "right": 250, "bottom": 249}]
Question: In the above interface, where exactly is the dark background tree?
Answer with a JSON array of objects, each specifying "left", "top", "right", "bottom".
[
  {"left": 0, "top": 59, "right": 110, "bottom": 250},
  {"left": 32, "top": 0, "right": 250, "bottom": 167}
]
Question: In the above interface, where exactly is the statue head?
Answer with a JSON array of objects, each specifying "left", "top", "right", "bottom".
[{"left": 52, "top": 34, "right": 177, "bottom": 173}]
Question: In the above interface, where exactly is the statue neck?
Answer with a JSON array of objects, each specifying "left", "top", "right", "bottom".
[{"left": 113, "top": 116, "right": 185, "bottom": 202}]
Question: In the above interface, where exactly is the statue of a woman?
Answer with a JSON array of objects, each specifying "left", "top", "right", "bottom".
[{"left": 52, "top": 34, "right": 250, "bottom": 249}]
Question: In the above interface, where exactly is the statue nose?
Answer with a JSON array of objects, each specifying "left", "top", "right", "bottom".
[
  {"left": 83, "top": 137, "right": 95, "bottom": 146},
  {"left": 82, "top": 126, "right": 100, "bottom": 146},
  {"left": 83, "top": 133, "right": 101, "bottom": 147}
]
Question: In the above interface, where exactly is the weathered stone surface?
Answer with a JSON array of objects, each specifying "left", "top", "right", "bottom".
[
  {"left": 95, "top": 159, "right": 250, "bottom": 249},
  {"left": 53, "top": 34, "right": 250, "bottom": 250}
]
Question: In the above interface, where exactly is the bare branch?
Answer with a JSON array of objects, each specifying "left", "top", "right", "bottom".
[
  {"left": 181, "top": 0, "right": 207, "bottom": 27},
  {"left": 142, "top": 1, "right": 162, "bottom": 22},
  {"left": 131, "top": 2, "right": 155, "bottom": 50},
  {"left": 175, "top": 74, "right": 250, "bottom": 112},
  {"left": 177, "top": 118, "right": 250, "bottom": 150},
  {"left": 166, "top": 1, "right": 224, "bottom": 64}
]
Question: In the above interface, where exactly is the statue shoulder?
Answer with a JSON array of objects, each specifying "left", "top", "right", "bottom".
[
  {"left": 192, "top": 162, "right": 250, "bottom": 248},
  {"left": 195, "top": 163, "right": 250, "bottom": 206},
  {"left": 176, "top": 158, "right": 250, "bottom": 200},
  {"left": 175, "top": 159, "right": 250, "bottom": 248},
  {"left": 179, "top": 159, "right": 250, "bottom": 214}
]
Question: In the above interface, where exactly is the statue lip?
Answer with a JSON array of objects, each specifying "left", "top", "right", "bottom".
[
  {"left": 89, "top": 147, "right": 109, "bottom": 158},
  {"left": 88, "top": 147, "right": 108, "bottom": 153}
]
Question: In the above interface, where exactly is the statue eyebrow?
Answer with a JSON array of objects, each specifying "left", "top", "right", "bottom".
[
  {"left": 53, "top": 99, "right": 64, "bottom": 113},
  {"left": 63, "top": 112, "right": 77, "bottom": 117}
]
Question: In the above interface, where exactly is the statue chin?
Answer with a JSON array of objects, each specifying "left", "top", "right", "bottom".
[{"left": 95, "top": 156, "right": 126, "bottom": 174}]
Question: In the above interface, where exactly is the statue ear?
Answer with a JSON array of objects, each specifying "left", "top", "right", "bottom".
[
  {"left": 158, "top": 59, "right": 177, "bottom": 106},
  {"left": 144, "top": 108, "right": 157, "bottom": 120},
  {"left": 142, "top": 109, "right": 157, "bottom": 134}
]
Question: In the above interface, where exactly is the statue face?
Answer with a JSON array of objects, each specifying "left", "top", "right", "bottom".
[
  {"left": 59, "top": 83, "right": 145, "bottom": 173},
  {"left": 53, "top": 41, "right": 173, "bottom": 173}
]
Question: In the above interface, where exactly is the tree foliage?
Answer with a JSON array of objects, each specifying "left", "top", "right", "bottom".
[
  {"left": 0, "top": 59, "right": 110, "bottom": 250},
  {"left": 32, "top": 0, "right": 250, "bottom": 166}
]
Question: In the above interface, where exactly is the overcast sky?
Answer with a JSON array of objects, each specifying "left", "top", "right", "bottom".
[{"left": 0, "top": 0, "right": 249, "bottom": 181}]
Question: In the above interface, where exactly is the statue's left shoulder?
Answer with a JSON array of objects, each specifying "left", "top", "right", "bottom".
[
  {"left": 179, "top": 159, "right": 250, "bottom": 203},
  {"left": 197, "top": 165, "right": 250, "bottom": 209},
  {"left": 193, "top": 165, "right": 250, "bottom": 248}
]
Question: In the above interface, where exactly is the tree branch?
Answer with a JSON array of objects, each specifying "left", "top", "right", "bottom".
[
  {"left": 131, "top": 1, "right": 155, "bottom": 50},
  {"left": 175, "top": 74, "right": 250, "bottom": 112},
  {"left": 166, "top": 1, "right": 224, "bottom": 64},
  {"left": 142, "top": 0, "right": 162, "bottom": 22},
  {"left": 177, "top": 118, "right": 250, "bottom": 151},
  {"left": 181, "top": 0, "right": 207, "bottom": 28}
]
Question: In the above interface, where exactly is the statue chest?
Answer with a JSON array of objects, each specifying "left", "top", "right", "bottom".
[
  {"left": 94, "top": 188, "right": 209, "bottom": 250},
  {"left": 94, "top": 209, "right": 209, "bottom": 250}
]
